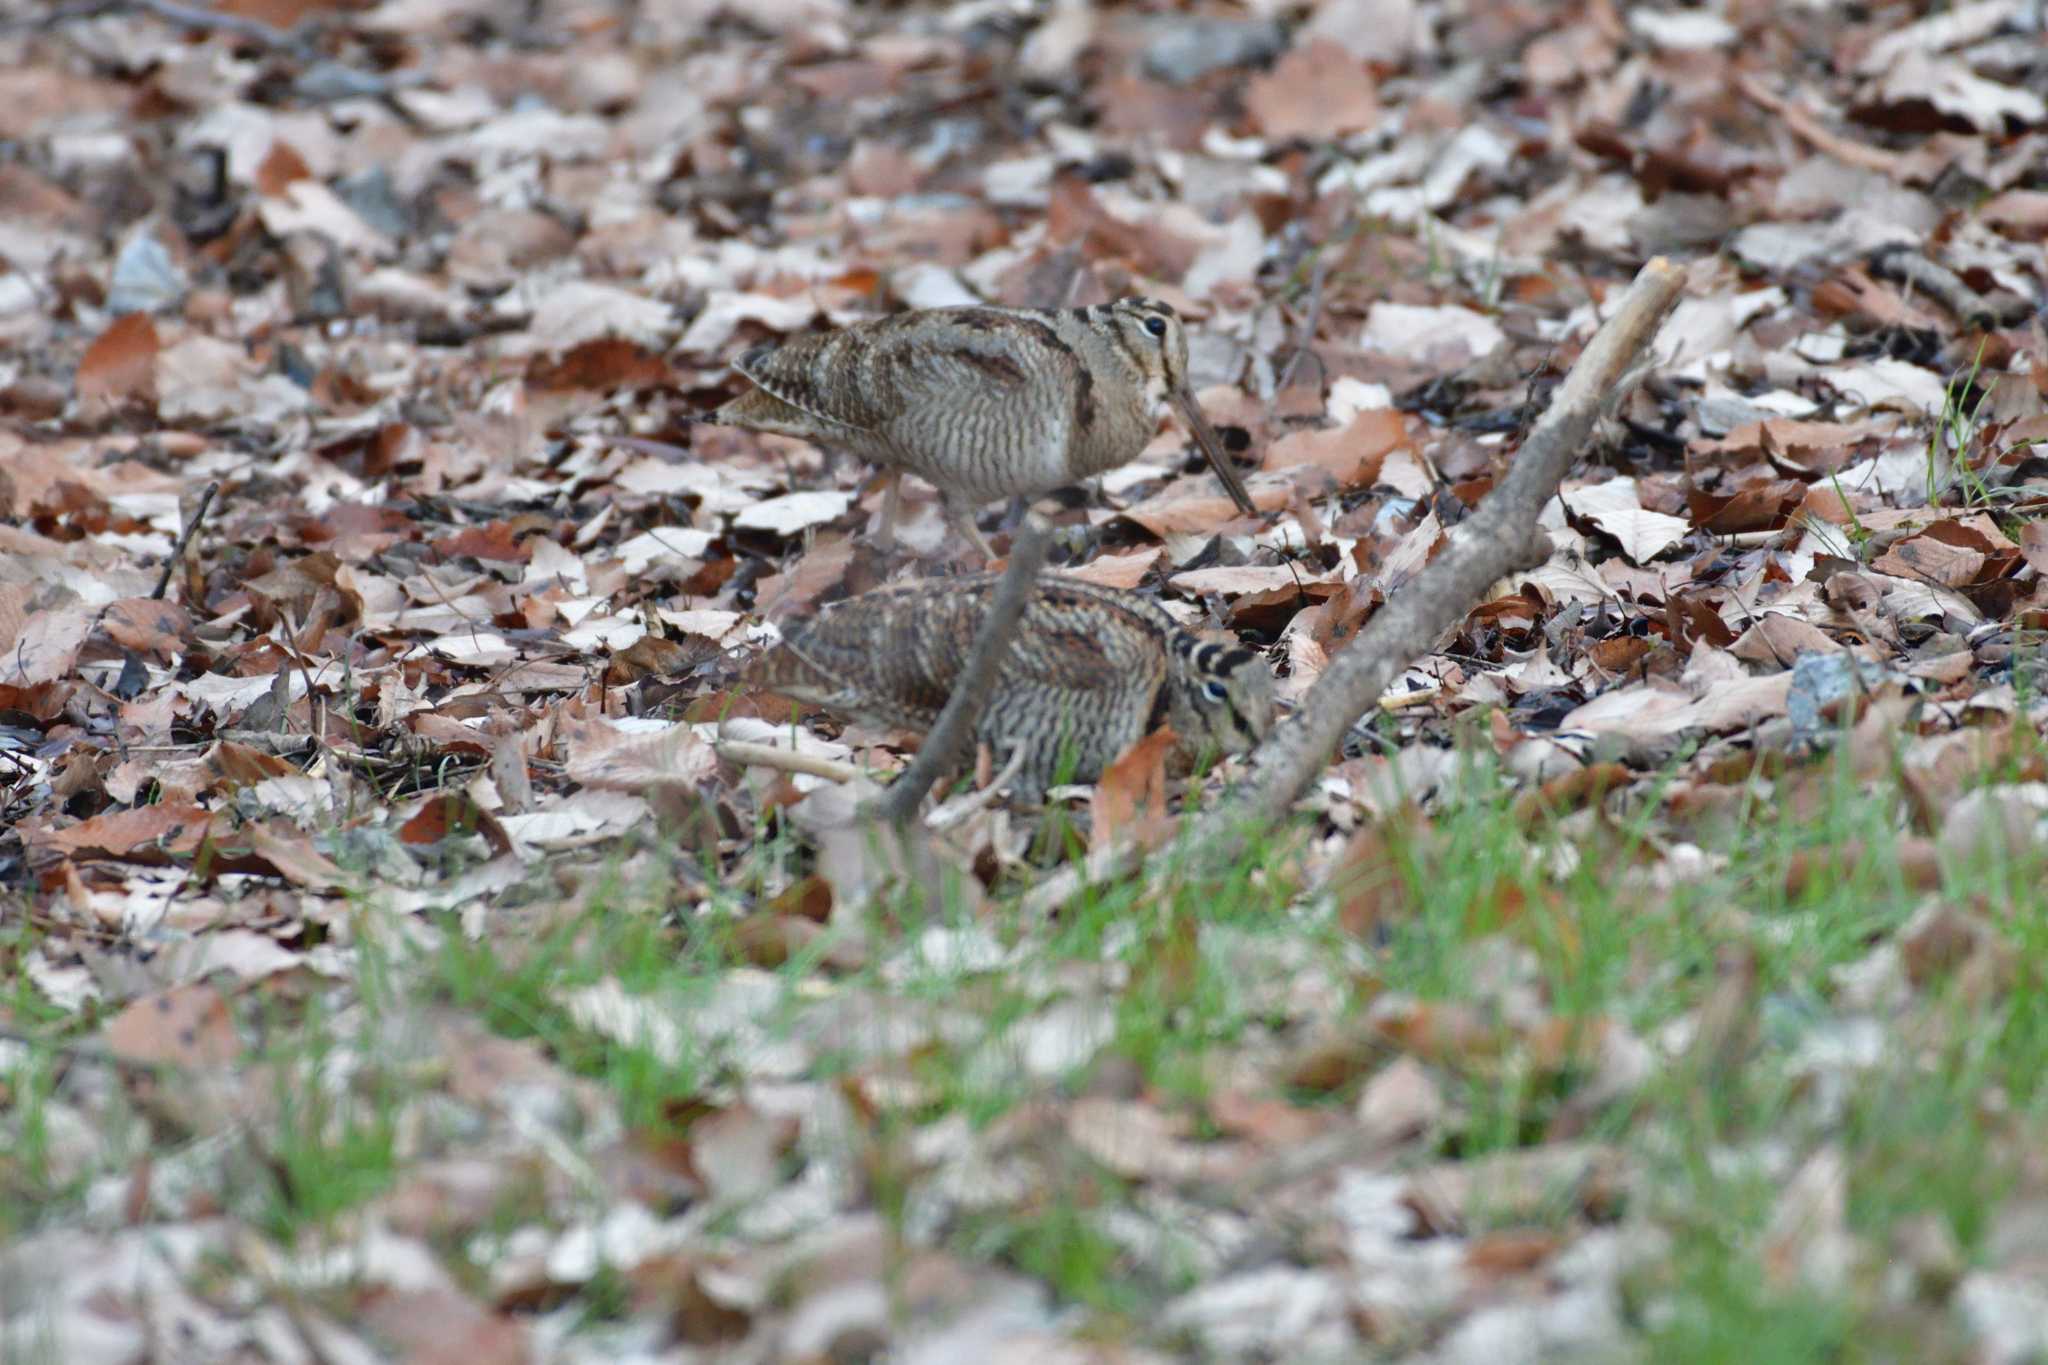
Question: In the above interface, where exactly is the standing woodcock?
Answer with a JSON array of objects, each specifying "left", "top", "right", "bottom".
[
  {"left": 710, "top": 297, "right": 1259, "bottom": 554},
  {"left": 747, "top": 575, "right": 1275, "bottom": 797}
]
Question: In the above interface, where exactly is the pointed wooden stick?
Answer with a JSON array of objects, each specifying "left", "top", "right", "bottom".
[{"left": 1176, "top": 258, "right": 1690, "bottom": 865}]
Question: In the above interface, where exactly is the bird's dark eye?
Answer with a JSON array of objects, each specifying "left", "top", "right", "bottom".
[
  {"left": 1144, "top": 316, "right": 1168, "bottom": 338},
  {"left": 1202, "top": 678, "right": 1228, "bottom": 702}
]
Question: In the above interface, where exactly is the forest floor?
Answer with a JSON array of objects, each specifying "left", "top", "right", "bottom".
[{"left": 4, "top": 0, "right": 2048, "bottom": 1360}]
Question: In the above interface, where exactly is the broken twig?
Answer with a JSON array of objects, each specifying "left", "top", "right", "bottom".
[
  {"left": 1179, "top": 258, "right": 1690, "bottom": 865},
  {"left": 715, "top": 739, "right": 868, "bottom": 785},
  {"left": 1871, "top": 246, "right": 2035, "bottom": 330},
  {"left": 152, "top": 479, "right": 220, "bottom": 602}
]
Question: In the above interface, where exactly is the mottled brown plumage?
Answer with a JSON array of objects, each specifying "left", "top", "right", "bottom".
[
  {"left": 712, "top": 297, "right": 1257, "bottom": 554},
  {"left": 747, "top": 575, "right": 1274, "bottom": 796}
]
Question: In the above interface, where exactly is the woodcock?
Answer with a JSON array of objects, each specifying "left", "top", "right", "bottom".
[
  {"left": 748, "top": 575, "right": 1275, "bottom": 797},
  {"left": 711, "top": 297, "right": 1259, "bottom": 554}
]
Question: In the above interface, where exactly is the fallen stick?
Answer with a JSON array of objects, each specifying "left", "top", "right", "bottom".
[
  {"left": 1179, "top": 258, "right": 1689, "bottom": 864},
  {"left": 1720, "top": 528, "right": 1797, "bottom": 549},
  {"left": 714, "top": 739, "right": 868, "bottom": 785},
  {"left": 864, "top": 516, "right": 1051, "bottom": 824},
  {"left": 1736, "top": 76, "right": 1897, "bottom": 176},
  {"left": 1870, "top": 246, "right": 2035, "bottom": 329},
  {"left": 152, "top": 479, "right": 220, "bottom": 601},
  {"left": 925, "top": 747, "right": 1030, "bottom": 830},
  {"left": 30, "top": 0, "right": 308, "bottom": 52}
]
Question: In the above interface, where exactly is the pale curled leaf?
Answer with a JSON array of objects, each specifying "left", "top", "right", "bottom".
[
  {"left": 564, "top": 721, "right": 719, "bottom": 790},
  {"left": 1560, "top": 477, "right": 1693, "bottom": 564}
]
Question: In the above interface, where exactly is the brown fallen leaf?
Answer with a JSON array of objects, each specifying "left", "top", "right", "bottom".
[
  {"left": 3, "top": 606, "right": 95, "bottom": 685},
  {"left": 1681, "top": 942, "right": 1760, "bottom": 1090},
  {"left": 1046, "top": 170, "right": 1198, "bottom": 279},
  {"left": 562, "top": 718, "right": 720, "bottom": 792},
  {"left": 1091, "top": 726, "right": 1178, "bottom": 854},
  {"left": 1205, "top": 1088, "right": 1334, "bottom": 1147},
  {"left": 1464, "top": 1228, "right": 1566, "bottom": 1278},
  {"left": 628, "top": 1257, "right": 753, "bottom": 1347},
  {"left": 1061, "top": 546, "right": 1163, "bottom": 590},
  {"left": 606, "top": 633, "right": 700, "bottom": 684},
  {"left": 1243, "top": 38, "right": 1378, "bottom": 139},
  {"left": 398, "top": 791, "right": 515, "bottom": 857},
  {"left": 1585, "top": 633, "right": 1656, "bottom": 676},
  {"left": 728, "top": 910, "right": 827, "bottom": 969},
  {"left": 253, "top": 139, "right": 312, "bottom": 196},
  {"left": 1693, "top": 417, "right": 1877, "bottom": 467},
  {"left": 1798, "top": 482, "right": 1859, "bottom": 525},
  {"left": 1980, "top": 188, "right": 2048, "bottom": 240},
  {"left": 1369, "top": 997, "right": 1513, "bottom": 1073},
  {"left": 1066, "top": 1096, "right": 1240, "bottom": 1184},
  {"left": 1871, "top": 534, "right": 1987, "bottom": 589},
  {"left": 1564, "top": 478, "right": 1693, "bottom": 563},
  {"left": 1686, "top": 478, "right": 1805, "bottom": 534},
  {"left": 1329, "top": 809, "right": 1425, "bottom": 941},
  {"left": 685, "top": 1103, "right": 801, "bottom": 1204},
  {"left": 528, "top": 337, "right": 674, "bottom": 393},
  {"left": 1510, "top": 761, "right": 1633, "bottom": 822},
  {"left": 1120, "top": 482, "right": 1290, "bottom": 539},
  {"left": 1401, "top": 1143, "right": 1628, "bottom": 1236},
  {"left": 104, "top": 984, "right": 241, "bottom": 1068},
  {"left": 1168, "top": 564, "right": 1327, "bottom": 599},
  {"left": 2015, "top": 521, "right": 2048, "bottom": 577},
  {"left": 355, "top": 1286, "right": 532, "bottom": 1365},
  {"left": 1783, "top": 836, "right": 1941, "bottom": 898},
  {"left": 76, "top": 313, "right": 160, "bottom": 416},
  {"left": 1896, "top": 900, "right": 2008, "bottom": 993},
  {"left": 1260, "top": 408, "right": 1407, "bottom": 486},
  {"left": 1730, "top": 614, "right": 1839, "bottom": 668},
  {"left": 1356, "top": 1054, "right": 1446, "bottom": 1142},
  {"left": 1812, "top": 266, "right": 1946, "bottom": 331},
  {"left": 30, "top": 801, "right": 223, "bottom": 864},
  {"left": 237, "top": 821, "right": 350, "bottom": 892},
  {"left": 98, "top": 598, "right": 191, "bottom": 658}
]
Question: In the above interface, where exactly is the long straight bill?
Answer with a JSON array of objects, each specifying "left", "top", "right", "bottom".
[{"left": 1172, "top": 387, "right": 1257, "bottom": 515}]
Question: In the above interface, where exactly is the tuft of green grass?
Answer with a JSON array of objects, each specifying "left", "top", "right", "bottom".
[
  {"left": 200, "top": 700, "right": 2048, "bottom": 1344},
  {"left": 961, "top": 1197, "right": 1150, "bottom": 1317},
  {"left": 1646, "top": 1242, "right": 1851, "bottom": 1363},
  {"left": 1928, "top": 340, "right": 1997, "bottom": 510}
]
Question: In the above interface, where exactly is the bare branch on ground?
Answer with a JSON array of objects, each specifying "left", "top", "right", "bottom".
[
  {"left": 1177, "top": 257, "right": 1691, "bottom": 864},
  {"left": 1871, "top": 246, "right": 2036, "bottom": 329},
  {"left": 715, "top": 739, "right": 868, "bottom": 785}
]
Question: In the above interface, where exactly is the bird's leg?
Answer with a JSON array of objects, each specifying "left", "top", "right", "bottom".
[
  {"left": 942, "top": 493, "right": 995, "bottom": 561},
  {"left": 996, "top": 495, "right": 1029, "bottom": 532},
  {"left": 870, "top": 468, "right": 903, "bottom": 551}
]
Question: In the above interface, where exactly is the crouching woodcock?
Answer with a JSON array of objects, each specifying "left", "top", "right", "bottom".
[{"left": 748, "top": 575, "right": 1275, "bottom": 798}]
